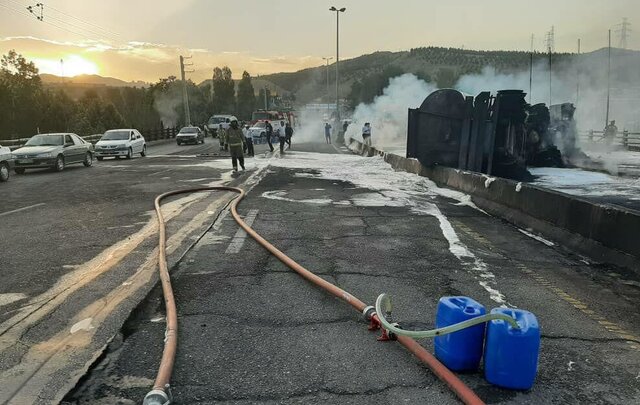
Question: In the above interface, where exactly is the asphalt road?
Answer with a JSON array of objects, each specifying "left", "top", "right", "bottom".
[
  {"left": 0, "top": 137, "right": 276, "bottom": 404},
  {"left": 62, "top": 142, "right": 640, "bottom": 404}
]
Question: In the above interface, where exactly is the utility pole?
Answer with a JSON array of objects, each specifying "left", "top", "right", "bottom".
[
  {"left": 606, "top": 30, "right": 612, "bottom": 127},
  {"left": 545, "top": 26, "right": 554, "bottom": 106},
  {"left": 179, "top": 55, "right": 193, "bottom": 126},
  {"left": 322, "top": 56, "right": 333, "bottom": 113},
  {"left": 329, "top": 6, "right": 346, "bottom": 122},
  {"left": 529, "top": 34, "right": 534, "bottom": 103},
  {"left": 576, "top": 39, "right": 581, "bottom": 104}
]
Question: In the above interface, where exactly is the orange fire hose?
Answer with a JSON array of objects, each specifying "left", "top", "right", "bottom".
[{"left": 144, "top": 186, "right": 485, "bottom": 405}]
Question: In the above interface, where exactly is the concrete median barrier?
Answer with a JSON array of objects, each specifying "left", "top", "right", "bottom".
[{"left": 347, "top": 138, "right": 640, "bottom": 271}]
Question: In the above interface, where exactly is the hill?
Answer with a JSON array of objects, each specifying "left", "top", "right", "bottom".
[
  {"left": 40, "top": 73, "right": 149, "bottom": 88},
  {"left": 257, "top": 46, "right": 640, "bottom": 105}
]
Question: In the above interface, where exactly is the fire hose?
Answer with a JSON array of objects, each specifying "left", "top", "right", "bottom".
[{"left": 143, "top": 186, "right": 487, "bottom": 405}]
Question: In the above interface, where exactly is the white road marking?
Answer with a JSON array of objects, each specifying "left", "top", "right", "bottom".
[
  {"left": 70, "top": 318, "right": 94, "bottom": 334},
  {"left": 0, "top": 203, "right": 45, "bottom": 217},
  {"left": 225, "top": 209, "right": 259, "bottom": 254},
  {"left": 0, "top": 293, "right": 28, "bottom": 307}
]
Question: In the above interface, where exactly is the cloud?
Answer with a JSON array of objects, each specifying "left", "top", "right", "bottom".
[{"left": 0, "top": 36, "right": 324, "bottom": 82}]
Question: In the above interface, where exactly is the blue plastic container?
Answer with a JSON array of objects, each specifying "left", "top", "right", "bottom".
[
  {"left": 434, "top": 296, "right": 487, "bottom": 371},
  {"left": 484, "top": 308, "right": 541, "bottom": 390}
]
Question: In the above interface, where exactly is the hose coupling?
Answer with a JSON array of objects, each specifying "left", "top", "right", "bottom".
[
  {"left": 362, "top": 306, "right": 376, "bottom": 321},
  {"left": 143, "top": 385, "right": 172, "bottom": 405}
]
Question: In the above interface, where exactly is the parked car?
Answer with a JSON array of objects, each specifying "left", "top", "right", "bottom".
[
  {"left": 176, "top": 126, "right": 204, "bottom": 145},
  {"left": 206, "top": 115, "right": 236, "bottom": 137},
  {"left": 247, "top": 121, "right": 267, "bottom": 144},
  {"left": 12, "top": 133, "right": 94, "bottom": 173},
  {"left": 95, "top": 129, "right": 146, "bottom": 160},
  {"left": 0, "top": 145, "right": 14, "bottom": 182}
]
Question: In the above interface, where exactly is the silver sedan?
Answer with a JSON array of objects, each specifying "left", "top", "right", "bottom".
[{"left": 12, "top": 133, "right": 94, "bottom": 174}]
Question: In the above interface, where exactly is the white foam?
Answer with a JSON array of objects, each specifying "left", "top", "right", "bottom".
[{"left": 264, "top": 151, "right": 508, "bottom": 305}]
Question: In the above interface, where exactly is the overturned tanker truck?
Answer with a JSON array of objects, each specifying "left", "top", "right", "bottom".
[{"left": 406, "top": 89, "right": 583, "bottom": 181}]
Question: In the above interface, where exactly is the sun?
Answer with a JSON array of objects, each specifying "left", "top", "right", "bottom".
[{"left": 32, "top": 54, "right": 99, "bottom": 77}]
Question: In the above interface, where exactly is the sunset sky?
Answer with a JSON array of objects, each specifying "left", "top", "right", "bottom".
[{"left": 0, "top": 0, "right": 638, "bottom": 83}]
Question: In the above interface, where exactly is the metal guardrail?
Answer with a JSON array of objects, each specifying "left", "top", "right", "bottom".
[
  {"left": 0, "top": 127, "right": 179, "bottom": 150},
  {"left": 579, "top": 130, "right": 640, "bottom": 151}
]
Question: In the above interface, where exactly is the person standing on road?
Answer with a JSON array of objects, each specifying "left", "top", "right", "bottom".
[
  {"left": 362, "top": 122, "right": 372, "bottom": 146},
  {"left": 604, "top": 120, "right": 618, "bottom": 147},
  {"left": 227, "top": 119, "right": 246, "bottom": 171},
  {"left": 285, "top": 122, "right": 293, "bottom": 150},
  {"left": 265, "top": 120, "right": 274, "bottom": 152},
  {"left": 324, "top": 122, "right": 332, "bottom": 144},
  {"left": 243, "top": 124, "right": 254, "bottom": 157},
  {"left": 278, "top": 121, "right": 287, "bottom": 154}
]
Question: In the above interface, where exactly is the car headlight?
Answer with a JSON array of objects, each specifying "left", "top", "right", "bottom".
[{"left": 36, "top": 152, "right": 52, "bottom": 158}]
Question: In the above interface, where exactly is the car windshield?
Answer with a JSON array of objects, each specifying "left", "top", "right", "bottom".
[
  {"left": 180, "top": 127, "right": 198, "bottom": 134},
  {"left": 208, "top": 117, "right": 226, "bottom": 124},
  {"left": 101, "top": 131, "right": 130, "bottom": 141},
  {"left": 24, "top": 134, "right": 64, "bottom": 146}
]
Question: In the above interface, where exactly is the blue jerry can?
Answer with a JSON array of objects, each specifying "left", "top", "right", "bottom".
[
  {"left": 484, "top": 308, "right": 541, "bottom": 390},
  {"left": 434, "top": 296, "right": 487, "bottom": 371}
]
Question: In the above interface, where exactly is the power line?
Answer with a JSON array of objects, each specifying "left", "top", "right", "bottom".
[
  {"left": 46, "top": 3, "right": 120, "bottom": 38},
  {"left": 0, "top": 1, "right": 95, "bottom": 40},
  {"left": 4, "top": 0, "right": 120, "bottom": 43}
]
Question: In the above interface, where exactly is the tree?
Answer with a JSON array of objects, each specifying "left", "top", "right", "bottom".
[
  {"left": 236, "top": 71, "right": 256, "bottom": 120},
  {"left": 0, "top": 50, "right": 43, "bottom": 138},
  {"left": 436, "top": 68, "right": 457, "bottom": 88},
  {"left": 212, "top": 66, "right": 235, "bottom": 114}
]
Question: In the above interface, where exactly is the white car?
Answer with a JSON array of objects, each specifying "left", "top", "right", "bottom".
[
  {"left": 247, "top": 122, "right": 267, "bottom": 143},
  {"left": 95, "top": 129, "right": 146, "bottom": 160},
  {"left": 207, "top": 115, "right": 237, "bottom": 136}
]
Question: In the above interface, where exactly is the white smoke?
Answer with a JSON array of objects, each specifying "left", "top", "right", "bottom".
[
  {"left": 153, "top": 85, "right": 183, "bottom": 127},
  {"left": 292, "top": 105, "right": 336, "bottom": 144},
  {"left": 344, "top": 74, "right": 438, "bottom": 150},
  {"left": 455, "top": 50, "right": 640, "bottom": 135}
]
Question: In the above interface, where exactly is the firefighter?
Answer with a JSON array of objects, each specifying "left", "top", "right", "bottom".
[
  {"left": 227, "top": 119, "right": 246, "bottom": 171},
  {"left": 604, "top": 120, "right": 618, "bottom": 146},
  {"left": 218, "top": 126, "right": 227, "bottom": 152}
]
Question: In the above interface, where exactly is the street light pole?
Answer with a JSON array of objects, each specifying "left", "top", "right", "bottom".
[
  {"left": 329, "top": 6, "right": 346, "bottom": 122},
  {"left": 322, "top": 56, "right": 333, "bottom": 113}
]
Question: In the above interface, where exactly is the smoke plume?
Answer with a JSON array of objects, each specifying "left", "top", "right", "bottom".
[{"left": 344, "top": 74, "right": 438, "bottom": 150}]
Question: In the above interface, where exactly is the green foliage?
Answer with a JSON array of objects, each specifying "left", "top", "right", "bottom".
[
  {"left": 236, "top": 71, "right": 256, "bottom": 120},
  {"left": 436, "top": 68, "right": 456, "bottom": 88},
  {"left": 0, "top": 50, "right": 44, "bottom": 138},
  {"left": 347, "top": 65, "right": 409, "bottom": 108},
  {"left": 212, "top": 66, "right": 235, "bottom": 114}
]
